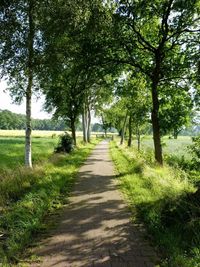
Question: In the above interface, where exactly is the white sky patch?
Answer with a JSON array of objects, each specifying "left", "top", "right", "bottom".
[
  {"left": 0, "top": 81, "right": 101, "bottom": 123},
  {"left": 0, "top": 81, "right": 52, "bottom": 119}
]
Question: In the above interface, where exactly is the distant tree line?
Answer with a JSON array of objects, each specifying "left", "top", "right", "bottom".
[{"left": 0, "top": 110, "right": 66, "bottom": 131}]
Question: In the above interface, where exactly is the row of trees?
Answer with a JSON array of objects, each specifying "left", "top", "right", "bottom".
[
  {"left": 0, "top": 110, "right": 66, "bottom": 130},
  {"left": 0, "top": 109, "right": 112, "bottom": 132},
  {"left": 0, "top": 0, "right": 199, "bottom": 167},
  {"left": 100, "top": 72, "right": 198, "bottom": 149}
]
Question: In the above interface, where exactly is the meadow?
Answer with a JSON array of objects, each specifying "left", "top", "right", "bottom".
[{"left": 130, "top": 135, "right": 193, "bottom": 158}]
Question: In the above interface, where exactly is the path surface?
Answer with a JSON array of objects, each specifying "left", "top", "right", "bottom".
[{"left": 31, "top": 141, "right": 158, "bottom": 267}]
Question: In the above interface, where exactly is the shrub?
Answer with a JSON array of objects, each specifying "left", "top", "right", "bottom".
[
  {"left": 55, "top": 132, "right": 74, "bottom": 153},
  {"left": 164, "top": 154, "right": 191, "bottom": 170},
  {"left": 189, "top": 136, "right": 200, "bottom": 170}
]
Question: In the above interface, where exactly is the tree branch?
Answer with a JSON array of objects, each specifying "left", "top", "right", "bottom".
[{"left": 128, "top": 21, "right": 156, "bottom": 53}]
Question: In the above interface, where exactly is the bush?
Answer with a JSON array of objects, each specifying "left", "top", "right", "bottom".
[
  {"left": 189, "top": 136, "right": 200, "bottom": 170},
  {"left": 55, "top": 132, "right": 74, "bottom": 153},
  {"left": 164, "top": 154, "right": 191, "bottom": 170}
]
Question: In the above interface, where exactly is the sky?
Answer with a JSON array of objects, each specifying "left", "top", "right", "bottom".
[{"left": 0, "top": 80, "right": 52, "bottom": 119}]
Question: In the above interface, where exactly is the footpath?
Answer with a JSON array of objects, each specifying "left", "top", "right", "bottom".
[{"left": 30, "top": 141, "right": 158, "bottom": 267}]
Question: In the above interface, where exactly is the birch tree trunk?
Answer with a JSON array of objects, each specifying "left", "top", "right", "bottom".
[{"left": 25, "top": 0, "right": 34, "bottom": 168}]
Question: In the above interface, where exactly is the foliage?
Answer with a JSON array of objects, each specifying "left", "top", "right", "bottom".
[
  {"left": 55, "top": 132, "right": 74, "bottom": 153},
  {"left": 0, "top": 109, "right": 67, "bottom": 131},
  {"left": 91, "top": 123, "right": 104, "bottom": 132},
  {"left": 100, "top": 100, "right": 126, "bottom": 135},
  {"left": 37, "top": 0, "right": 115, "bottom": 145},
  {"left": 189, "top": 135, "right": 200, "bottom": 170},
  {"left": 0, "top": 0, "right": 40, "bottom": 96},
  {"left": 0, "top": 0, "right": 44, "bottom": 167},
  {"left": 0, "top": 139, "right": 97, "bottom": 263},
  {"left": 108, "top": 0, "right": 200, "bottom": 164},
  {"left": 110, "top": 140, "right": 200, "bottom": 267},
  {"left": 159, "top": 85, "right": 193, "bottom": 138}
]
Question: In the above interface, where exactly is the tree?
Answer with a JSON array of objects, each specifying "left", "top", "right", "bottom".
[
  {"left": 37, "top": 0, "right": 115, "bottom": 144},
  {"left": 115, "top": 72, "right": 150, "bottom": 149},
  {"left": 92, "top": 123, "right": 103, "bottom": 132},
  {"left": 0, "top": 0, "right": 43, "bottom": 167},
  {"left": 43, "top": 65, "right": 86, "bottom": 146},
  {"left": 105, "top": 0, "right": 200, "bottom": 164}
]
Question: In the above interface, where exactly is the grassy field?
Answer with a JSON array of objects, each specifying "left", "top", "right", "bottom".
[
  {"left": 110, "top": 141, "right": 200, "bottom": 267},
  {"left": 0, "top": 136, "right": 59, "bottom": 169},
  {"left": 0, "top": 130, "right": 115, "bottom": 169},
  {"left": 0, "top": 130, "right": 65, "bottom": 169},
  {"left": 130, "top": 135, "right": 193, "bottom": 158},
  {"left": 0, "top": 129, "right": 65, "bottom": 137},
  {"left": 0, "top": 129, "right": 113, "bottom": 137}
]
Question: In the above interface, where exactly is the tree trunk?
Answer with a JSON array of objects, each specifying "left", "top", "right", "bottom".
[
  {"left": 25, "top": 80, "right": 32, "bottom": 168},
  {"left": 104, "top": 129, "right": 107, "bottom": 137},
  {"left": 120, "top": 110, "right": 128, "bottom": 145},
  {"left": 71, "top": 119, "right": 76, "bottom": 146},
  {"left": 136, "top": 125, "right": 141, "bottom": 151},
  {"left": 87, "top": 107, "right": 91, "bottom": 143},
  {"left": 173, "top": 128, "right": 178, "bottom": 139},
  {"left": 128, "top": 115, "right": 132, "bottom": 147},
  {"left": 82, "top": 111, "right": 87, "bottom": 143},
  {"left": 151, "top": 76, "right": 163, "bottom": 165},
  {"left": 25, "top": 0, "right": 34, "bottom": 168}
]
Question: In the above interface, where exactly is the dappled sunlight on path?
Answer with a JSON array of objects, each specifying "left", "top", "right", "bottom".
[{"left": 30, "top": 141, "right": 159, "bottom": 267}]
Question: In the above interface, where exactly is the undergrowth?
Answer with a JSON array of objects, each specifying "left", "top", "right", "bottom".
[
  {"left": 0, "top": 140, "right": 98, "bottom": 265},
  {"left": 110, "top": 141, "right": 200, "bottom": 267}
]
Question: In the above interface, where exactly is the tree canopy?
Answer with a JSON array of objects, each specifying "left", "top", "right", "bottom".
[{"left": 0, "top": 0, "right": 199, "bottom": 165}]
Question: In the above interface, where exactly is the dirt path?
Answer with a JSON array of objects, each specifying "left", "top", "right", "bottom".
[{"left": 30, "top": 141, "right": 159, "bottom": 267}]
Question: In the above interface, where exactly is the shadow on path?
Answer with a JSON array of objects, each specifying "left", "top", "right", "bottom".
[{"left": 30, "top": 141, "right": 159, "bottom": 267}]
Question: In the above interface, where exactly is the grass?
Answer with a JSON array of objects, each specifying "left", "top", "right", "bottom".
[
  {"left": 0, "top": 130, "right": 65, "bottom": 137},
  {"left": 0, "top": 136, "right": 58, "bottom": 169},
  {"left": 0, "top": 133, "right": 99, "bottom": 265},
  {"left": 110, "top": 141, "right": 200, "bottom": 267}
]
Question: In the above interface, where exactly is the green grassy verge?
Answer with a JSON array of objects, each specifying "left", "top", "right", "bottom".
[
  {"left": 110, "top": 141, "right": 200, "bottom": 267},
  {"left": 0, "top": 140, "right": 98, "bottom": 264}
]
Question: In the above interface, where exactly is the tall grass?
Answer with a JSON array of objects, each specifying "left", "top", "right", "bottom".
[
  {"left": 0, "top": 138, "right": 98, "bottom": 264},
  {"left": 110, "top": 141, "right": 200, "bottom": 267}
]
